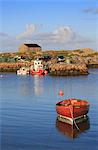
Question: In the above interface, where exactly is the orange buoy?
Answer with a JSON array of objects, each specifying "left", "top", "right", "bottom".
[{"left": 59, "top": 90, "right": 64, "bottom": 96}]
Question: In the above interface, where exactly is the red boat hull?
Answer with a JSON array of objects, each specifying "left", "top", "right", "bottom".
[
  {"left": 56, "top": 99, "right": 90, "bottom": 119},
  {"left": 30, "top": 69, "right": 48, "bottom": 75}
]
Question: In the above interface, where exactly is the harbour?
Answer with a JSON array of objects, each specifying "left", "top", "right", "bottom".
[{"left": 0, "top": 69, "right": 98, "bottom": 150}]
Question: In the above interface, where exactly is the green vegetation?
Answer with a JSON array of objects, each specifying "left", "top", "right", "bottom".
[{"left": 0, "top": 48, "right": 98, "bottom": 65}]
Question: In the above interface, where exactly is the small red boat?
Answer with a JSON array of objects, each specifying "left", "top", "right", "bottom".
[{"left": 56, "top": 98, "right": 90, "bottom": 125}]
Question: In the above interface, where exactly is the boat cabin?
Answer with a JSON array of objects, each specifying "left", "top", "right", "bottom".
[{"left": 33, "top": 60, "right": 43, "bottom": 71}]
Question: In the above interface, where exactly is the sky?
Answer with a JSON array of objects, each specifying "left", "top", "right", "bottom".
[{"left": 0, "top": 0, "right": 98, "bottom": 52}]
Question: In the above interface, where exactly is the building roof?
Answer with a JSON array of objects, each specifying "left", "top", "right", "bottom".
[{"left": 24, "top": 44, "right": 41, "bottom": 48}]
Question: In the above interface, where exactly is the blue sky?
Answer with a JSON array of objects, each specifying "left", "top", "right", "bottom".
[{"left": 0, "top": 0, "right": 98, "bottom": 52}]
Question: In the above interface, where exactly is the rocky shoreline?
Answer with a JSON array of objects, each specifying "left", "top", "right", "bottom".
[
  {"left": 0, "top": 48, "right": 98, "bottom": 76},
  {"left": 0, "top": 62, "right": 32, "bottom": 72},
  {"left": 49, "top": 63, "right": 88, "bottom": 76},
  {"left": 87, "top": 63, "right": 98, "bottom": 68},
  {"left": 0, "top": 62, "right": 89, "bottom": 76}
]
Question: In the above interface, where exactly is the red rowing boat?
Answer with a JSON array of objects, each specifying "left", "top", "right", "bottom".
[{"left": 56, "top": 98, "right": 90, "bottom": 125}]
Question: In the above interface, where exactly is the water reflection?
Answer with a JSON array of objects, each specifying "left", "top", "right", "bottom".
[
  {"left": 16, "top": 75, "right": 44, "bottom": 96},
  {"left": 33, "top": 75, "right": 44, "bottom": 96},
  {"left": 56, "top": 116, "right": 90, "bottom": 139}
]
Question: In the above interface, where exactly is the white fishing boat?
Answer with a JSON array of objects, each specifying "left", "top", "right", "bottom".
[
  {"left": 30, "top": 59, "right": 48, "bottom": 75},
  {"left": 17, "top": 67, "right": 29, "bottom": 75}
]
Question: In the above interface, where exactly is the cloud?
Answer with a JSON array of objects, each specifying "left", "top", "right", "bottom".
[
  {"left": 24, "top": 26, "right": 96, "bottom": 50},
  {"left": 53, "top": 26, "right": 75, "bottom": 43},
  {"left": 16, "top": 24, "right": 37, "bottom": 40},
  {"left": 0, "top": 32, "right": 20, "bottom": 52},
  {"left": 83, "top": 7, "right": 98, "bottom": 14},
  {"left": 0, "top": 25, "right": 97, "bottom": 52},
  {"left": 21, "top": 26, "right": 75, "bottom": 44},
  {"left": 0, "top": 32, "right": 9, "bottom": 37},
  {"left": 95, "top": 8, "right": 98, "bottom": 14}
]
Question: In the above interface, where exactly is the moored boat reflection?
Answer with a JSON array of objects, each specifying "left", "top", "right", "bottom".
[
  {"left": 56, "top": 116, "right": 90, "bottom": 139},
  {"left": 33, "top": 75, "right": 44, "bottom": 96}
]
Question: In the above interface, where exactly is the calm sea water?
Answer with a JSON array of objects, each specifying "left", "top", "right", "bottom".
[{"left": 0, "top": 69, "right": 98, "bottom": 150}]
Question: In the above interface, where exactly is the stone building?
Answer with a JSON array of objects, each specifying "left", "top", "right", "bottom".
[{"left": 19, "top": 43, "right": 42, "bottom": 53}]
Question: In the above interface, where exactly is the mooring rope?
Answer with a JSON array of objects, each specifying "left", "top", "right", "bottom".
[{"left": 69, "top": 104, "right": 80, "bottom": 131}]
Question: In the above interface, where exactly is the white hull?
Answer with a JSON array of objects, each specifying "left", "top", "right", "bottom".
[
  {"left": 57, "top": 114, "right": 87, "bottom": 125},
  {"left": 17, "top": 67, "right": 29, "bottom": 75}
]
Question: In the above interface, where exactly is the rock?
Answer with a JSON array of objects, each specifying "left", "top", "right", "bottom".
[{"left": 49, "top": 63, "right": 88, "bottom": 76}]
